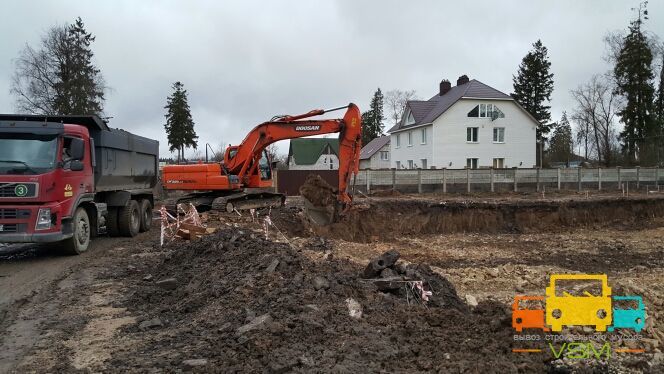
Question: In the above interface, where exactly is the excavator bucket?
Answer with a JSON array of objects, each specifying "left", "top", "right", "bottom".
[{"left": 299, "top": 174, "right": 340, "bottom": 225}]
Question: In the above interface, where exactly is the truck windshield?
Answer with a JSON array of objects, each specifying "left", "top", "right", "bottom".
[{"left": 0, "top": 134, "right": 58, "bottom": 175}]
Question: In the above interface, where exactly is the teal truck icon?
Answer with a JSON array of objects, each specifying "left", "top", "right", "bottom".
[{"left": 608, "top": 296, "right": 645, "bottom": 332}]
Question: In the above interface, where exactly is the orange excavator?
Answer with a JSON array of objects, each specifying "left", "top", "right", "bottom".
[{"left": 162, "top": 103, "right": 362, "bottom": 222}]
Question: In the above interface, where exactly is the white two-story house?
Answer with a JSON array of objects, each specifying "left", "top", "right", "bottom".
[{"left": 388, "top": 75, "right": 537, "bottom": 169}]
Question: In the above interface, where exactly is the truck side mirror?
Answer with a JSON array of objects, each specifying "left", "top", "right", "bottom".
[
  {"left": 70, "top": 138, "right": 85, "bottom": 160},
  {"left": 70, "top": 160, "right": 84, "bottom": 171}
]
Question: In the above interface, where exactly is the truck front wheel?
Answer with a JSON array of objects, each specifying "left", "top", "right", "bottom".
[
  {"left": 118, "top": 200, "right": 140, "bottom": 237},
  {"left": 62, "top": 207, "right": 91, "bottom": 255}
]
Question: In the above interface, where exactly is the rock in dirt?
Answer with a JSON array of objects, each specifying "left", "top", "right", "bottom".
[
  {"left": 380, "top": 267, "right": 398, "bottom": 278},
  {"left": 465, "top": 295, "right": 479, "bottom": 307},
  {"left": 265, "top": 259, "right": 280, "bottom": 273},
  {"left": 155, "top": 278, "right": 178, "bottom": 290},
  {"left": 363, "top": 250, "right": 401, "bottom": 278},
  {"left": 299, "top": 174, "right": 337, "bottom": 207},
  {"left": 139, "top": 317, "right": 163, "bottom": 329},
  {"left": 313, "top": 276, "right": 330, "bottom": 290},
  {"left": 182, "top": 359, "right": 208, "bottom": 369},
  {"left": 236, "top": 314, "right": 273, "bottom": 335},
  {"left": 345, "top": 298, "right": 362, "bottom": 319}
]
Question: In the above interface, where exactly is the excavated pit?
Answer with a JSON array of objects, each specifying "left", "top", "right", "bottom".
[{"left": 303, "top": 196, "right": 664, "bottom": 242}]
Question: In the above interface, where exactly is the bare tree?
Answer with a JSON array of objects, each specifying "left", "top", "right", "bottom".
[
  {"left": 571, "top": 75, "right": 622, "bottom": 166},
  {"left": 11, "top": 18, "right": 106, "bottom": 115},
  {"left": 384, "top": 89, "right": 417, "bottom": 128}
]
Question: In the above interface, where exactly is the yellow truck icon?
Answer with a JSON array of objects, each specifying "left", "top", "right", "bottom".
[{"left": 545, "top": 274, "right": 612, "bottom": 332}]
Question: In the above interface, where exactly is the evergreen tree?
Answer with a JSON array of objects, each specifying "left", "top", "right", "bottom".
[
  {"left": 11, "top": 17, "right": 106, "bottom": 115},
  {"left": 164, "top": 82, "right": 198, "bottom": 162},
  {"left": 614, "top": 2, "right": 656, "bottom": 164},
  {"left": 361, "top": 88, "right": 384, "bottom": 146},
  {"left": 511, "top": 39, "right": 555, "bottom": 166},
  {"left": 549, "top": 112, "right": 574, "bottom": 164}
]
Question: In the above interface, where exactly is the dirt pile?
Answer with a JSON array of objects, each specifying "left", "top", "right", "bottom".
[
  {"left": 299, "top": 174, "right": 337, "bottom": 207},
  {"left": 105, "top": 227, "right": 547, "bottom": 372}
]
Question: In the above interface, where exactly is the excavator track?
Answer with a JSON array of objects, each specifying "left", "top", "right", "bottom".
[{"left": 211, "top": 191, "right": 285, "bottom": 213}]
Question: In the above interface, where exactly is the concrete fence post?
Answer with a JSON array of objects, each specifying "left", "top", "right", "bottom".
[
  {"left": 656, "top": 168, "right": 660, "bottom": 187},
  {"left": 366, "top": 169, "right": 371, "bottom": 194},
  {"left": 598, "top": 167, "right": 602, "bottom": 191},
  {"left": 617, "top": 167, "right": 622, "bottom": 189},
  {"left": 557, "top": 168, "right": 561, "bottom": 190},
  {"left": 578, "top": 167, "right": 582, "bottom": 192},
  {"left": 490, "top": 167, "right": 495, "bottom": 193},
  {"left": 636, "top": 166, "right": 640, "bottom": 190},
  {"left": 392, "top": 169, "right": 396, "bottom": 191},
  {"left": 417, "top": 169, "right": 422, "bottom": 194},
  {"left": 442, "top": 168, "right": 447, "bottom": 194},
  {"left": 513, "top": 167, "right": 518, "bottom": 192},
  {"left": 466, "top": 167, "right": 471, "bottom": 193},
  {"left": 536, "top": 167, "right": 541, "bottom": 192}
]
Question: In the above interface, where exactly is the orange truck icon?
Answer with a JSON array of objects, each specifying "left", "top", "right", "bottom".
[
  {"left": 512, "top": 295, "right": 550, "bottom": 332},
  {"left": 545, "top": 274, "right": 612, "bottom": 332}
]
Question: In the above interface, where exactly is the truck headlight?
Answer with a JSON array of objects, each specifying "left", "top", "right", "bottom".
[{"left": 35, "top": 208, "right": 52, "bottom": 230}]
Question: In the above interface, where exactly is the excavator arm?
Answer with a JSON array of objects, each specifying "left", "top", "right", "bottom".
[{"left": 224, "top": 103, "right": 362, "bottom": 205}]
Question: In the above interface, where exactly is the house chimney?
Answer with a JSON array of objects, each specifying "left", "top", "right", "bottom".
[
  {"left": 439, "top": 79, "right": 451, "bottom": 96},
  {"left": 456, "top": 74, "right": 469, "bottom": 86}
]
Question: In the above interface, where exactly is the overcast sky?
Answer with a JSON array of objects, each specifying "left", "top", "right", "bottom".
[{"left": 1, "top": 0, "right": 663, "bottom": 158}]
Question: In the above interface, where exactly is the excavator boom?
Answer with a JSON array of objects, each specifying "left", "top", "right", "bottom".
[{"left": 162, "top": 104, "right": 362, "bottom": 218}]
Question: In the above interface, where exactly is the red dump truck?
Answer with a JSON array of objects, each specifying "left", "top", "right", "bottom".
[{"left": 0, "top": 115, "right": 159, "bottom": 254}]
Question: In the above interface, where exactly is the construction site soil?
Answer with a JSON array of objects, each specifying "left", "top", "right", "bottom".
[{"left": 1, "top": 193, "right": 664, "bottom": 372}]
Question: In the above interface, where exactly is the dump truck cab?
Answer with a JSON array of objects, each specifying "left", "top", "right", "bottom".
[{"left": 0, "top": 114, "right": 158, "bottom": 254}]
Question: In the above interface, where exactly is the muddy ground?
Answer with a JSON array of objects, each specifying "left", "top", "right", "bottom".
[{"left": 0, "top": 195, "right": 663, "bottom": 373}]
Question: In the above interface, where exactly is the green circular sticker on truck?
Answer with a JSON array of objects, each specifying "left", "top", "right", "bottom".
[{"left": 14, "top": 184, "right": 28, "bottom": 197}]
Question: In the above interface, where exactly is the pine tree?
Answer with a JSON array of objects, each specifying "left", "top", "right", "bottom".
[
  {"left": 164, "top": 82, "right": 198, "bottom": 162},
  {"left": 549, "top": 112, "right": 574, "bottom": 164},
  {"left": 511, "top": 39, "right": 555, "bottom": 167},
  {"left": 614, "top": 2, "right": 656, "bottom": 165},
  {"left": 361, "top": 88, "right": 384, "bottom": 146}
]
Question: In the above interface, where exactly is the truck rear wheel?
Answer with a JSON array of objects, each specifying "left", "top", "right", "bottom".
[
  {"left": 106, "top": 207, "right": 120, "bottom": 236},
  {"left": 139, "top": 199, "right": 152, "bottom": 232},
  {"left": 62, "top": 207, "right": 91, "bottom": 255},
  {"left": 118, "top": 200, "right": 140, "bottom": 237}
]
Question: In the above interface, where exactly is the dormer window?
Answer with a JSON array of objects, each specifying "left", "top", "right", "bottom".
[
  {"left": 467, "top": 103, "right": 505, "bottom": 119},
  {"left": 402, "top": 108, "right": 416, "bottom": 126}
]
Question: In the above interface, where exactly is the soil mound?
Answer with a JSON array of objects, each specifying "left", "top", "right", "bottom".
[
  {"left": 108, "top": 227, "right": 546, "bottom": 372},
  {"left": 299, "top": 174, "right": 337, "bottom": 207}
]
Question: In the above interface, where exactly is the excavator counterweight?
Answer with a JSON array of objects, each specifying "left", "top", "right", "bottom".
[{"left": 162, "top": 104, "right": 362, "bottom": 224}]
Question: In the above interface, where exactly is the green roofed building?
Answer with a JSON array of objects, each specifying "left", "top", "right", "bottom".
[{"left": 287, "top": 138, "right": 339, "bottom": 170}]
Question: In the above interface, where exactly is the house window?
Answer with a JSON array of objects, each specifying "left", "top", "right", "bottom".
[
  {"left": 395, "top": 134, "right": 400, "bottom": 148},
  {"left": 407, "top": 131, "right": 413, "bottom": 146},
  {"left": 396, "top": 161, "right": 401, "bottom": 169},
  {"left": 493, "top": 158, "right": 505, "bottom": 168},
  {"left": 405, "top": 110, "right": 415, "bottom": 126},
  {"left": 466, "top": 158, "right": 478, "bottom": 169},
  {"left": 380, "top": 151, "right": 389, "bottom": 161},
  {"left": 493, "top": 127, "right": 505, "bottom": 143},
  {"left": 421, "top": 128, "right": 427, "bottom": 144},
  {"left": 467, "top": 104, "right": 505, "bottom": 119},
  {"left": 421, "top": 159, "right": 428, "bottom": 169},
  {"left": 466, "top": 127, "right": 479, "bottom": 143},
  {"left": 408, "top": 160, "right": 414, "bottom": 169}
]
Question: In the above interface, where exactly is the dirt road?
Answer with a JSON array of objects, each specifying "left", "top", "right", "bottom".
[{"left": 0, "top": 234, "right": 153, "bottom": 373}]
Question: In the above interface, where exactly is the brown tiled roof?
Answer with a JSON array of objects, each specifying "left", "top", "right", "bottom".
[
  {"left": 359, "top": 135, "right": 390, "bottom": 160},
  {"left": 388, "top": 79, "right": 512, "bottom": 133}
]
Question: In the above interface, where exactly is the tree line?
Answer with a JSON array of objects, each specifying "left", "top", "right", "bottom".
[{"left": 10, "top": 17, "right": 199, "bottom": 162}]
